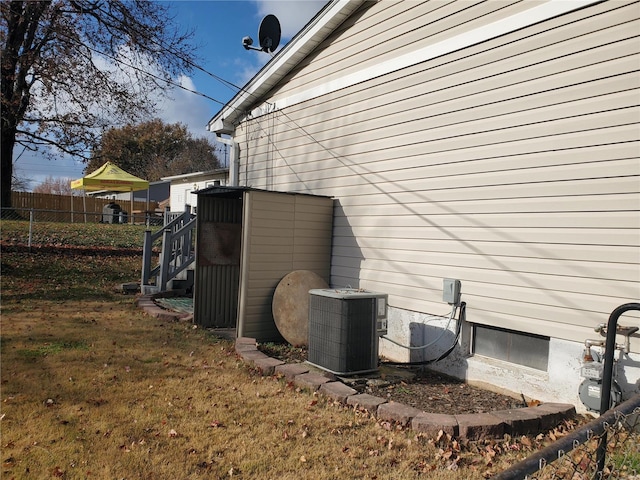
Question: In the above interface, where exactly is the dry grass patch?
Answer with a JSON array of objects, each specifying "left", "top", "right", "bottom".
[
  {"left": 2, "top": 296, "right": 487, "bottom": 479},
  {"left": 1, "top": 236, "right": 565, "bottom": 479}
]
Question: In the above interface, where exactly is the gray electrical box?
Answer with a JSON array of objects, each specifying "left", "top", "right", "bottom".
[{"left": 443, "top": 279, "right": 462, "bottom": 305}]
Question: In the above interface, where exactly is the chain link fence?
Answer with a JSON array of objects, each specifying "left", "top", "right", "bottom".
[
  {"left": 495, "top": 394, "right": 640, "bottom": 480},
  {"left": 1, "top": 207, "right": 156, "bottom": 251},
  {"left": 1, "top": 206, "right": 160, "bottom": 225}
]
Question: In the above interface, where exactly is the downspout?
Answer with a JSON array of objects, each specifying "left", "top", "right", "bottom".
[{"left": 217, "top": 134, "right": 239, "bottom": 187}]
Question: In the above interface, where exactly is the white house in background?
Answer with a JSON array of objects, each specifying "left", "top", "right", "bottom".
[
  {"left": 161, "top": 168, "right": 229, "bottom": 213},
  {"left": 207, "top": 0, "right": 640, "bottom": 411},
  {"left": 87, "top": 179, "right": 170, "bottom": 204}
]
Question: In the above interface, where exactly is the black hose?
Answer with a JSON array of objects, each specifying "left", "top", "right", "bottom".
[{"left": 380, "top": 302, "right": 466, "bottom": 367}]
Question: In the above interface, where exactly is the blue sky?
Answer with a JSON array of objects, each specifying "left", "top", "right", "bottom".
[{"left": 15, "top": 0, "right": 327, "bottom": 189}]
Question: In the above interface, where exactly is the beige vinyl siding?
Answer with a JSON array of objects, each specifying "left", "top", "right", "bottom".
[
  {"left": 271, "top": 0, "right": 538, "bottom": 102},
  {"left": 234, "top": 0, "right": 640, "bottom": 349},
  {"left": 237, "top": 190, "right": 333, "bottom": 341}
]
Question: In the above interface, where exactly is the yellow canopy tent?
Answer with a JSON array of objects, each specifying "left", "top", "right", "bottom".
[{"left": 71, "top": 162, "right": 149, "bottom": 223}]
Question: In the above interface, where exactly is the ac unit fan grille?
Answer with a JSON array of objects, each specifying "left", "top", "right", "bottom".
[{"left": 308, "top": 294, "right": 378, "bottom": 375}]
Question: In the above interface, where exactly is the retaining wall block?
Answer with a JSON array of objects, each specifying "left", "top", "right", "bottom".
[
  {"left": 456, "top": 413, "right": 505, "bottom": 440},
  {"left": 253, "top": 357, "right": 284, "bottom": 376},
  {"left": 275, "top": 363, "right": 310, "bottom": 381},
  {"left": 319, "top": 382, "right": 358, "bottom": 403},
  {"left": 346, "top": 393, "right": 388, "bottom": 413},
  {"left": 412, "top": 412, "right": 459, "bottom": 438},
  {"left": 294, "top": 372, "right": 330, "bottom": 392},
  {"left": 377, "top": 401, "right": 422, "bottom": 427}
]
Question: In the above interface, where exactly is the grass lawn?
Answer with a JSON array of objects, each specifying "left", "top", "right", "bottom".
[{"left": 0, "top": 221, "right": 577, "bottom": 479}]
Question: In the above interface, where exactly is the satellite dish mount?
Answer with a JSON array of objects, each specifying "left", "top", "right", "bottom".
[{"left": 242, "top": 14, "right": 281, "bottom": 54}]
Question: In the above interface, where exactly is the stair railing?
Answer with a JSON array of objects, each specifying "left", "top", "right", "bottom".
[{"left": 141, "top": 204, "right": 196, "bottom": 292}]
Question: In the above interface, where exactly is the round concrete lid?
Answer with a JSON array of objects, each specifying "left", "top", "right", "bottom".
[{"left": 272, "top": 270, "right": 328, "bottom": 347}]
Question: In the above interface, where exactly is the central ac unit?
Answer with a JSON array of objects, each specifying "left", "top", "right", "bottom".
[{"left": 307, "top": 288, "right": 387, "bottom": 375}]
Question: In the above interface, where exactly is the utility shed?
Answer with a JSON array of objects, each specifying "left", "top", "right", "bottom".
[{"left": 193, "top": 186, "right": 333, "bottom": 342}]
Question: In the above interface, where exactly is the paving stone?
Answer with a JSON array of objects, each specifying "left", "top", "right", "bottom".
[
  {"left": 412, "top": 412, "right": 458, "bottom": 437},
  {"left": 491, "top": 408, "right": 541, "bottom": 435},
  {"left": 275, "top": 363, "right": 310, "bottom": 381},
  {"left": 145, "top": 306, "right": 179, "bottom": 322},
  {"left": 346, "top": 393, "right": 388, "bottom": 412},
  {"left": 238, "top": 349, "right": 269, "bottom": 362},
  {"left": 530, "top": 403, "right": 576, "bottom": 430},
  {"left": 294, "top": 372, "right": 330, "bottom": 391},
  {"left": 144, "top": 306, "right": 164, "bottom": 317},
  {"left": 456, "top": 413, "right": 505, "bottom": 440},
  {"left": 235, "top": 340, "right": 257, "bottom": 354},
  {"left": 253, "top": 356, "right": 284, "bottom": 376},
  {"left": 319, "top": 382, "right": 358, "bottom": 403},
  {"left": 377, "top": 401, "right": 422, "bottom": 426},
  {"left": 135, "top": 297, "right": 155, "bottom": 307},
  {"left": 235, "top": 337, "right": 258, "bottom": 353}
]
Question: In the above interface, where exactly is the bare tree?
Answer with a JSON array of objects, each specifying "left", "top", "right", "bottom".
[
  {"left": 33, "top": 175, "right": 77, "bottom": 195},
  {"left": 1, "top": 0, "right": 197, "bottom": 212},
  {"left": 11, "top": 169, "right": 31, "bottom": 192}
]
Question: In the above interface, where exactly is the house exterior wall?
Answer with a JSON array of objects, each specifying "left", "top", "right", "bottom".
[
  {"left": 166, "top": 171, "right": 228, "bottom": 213},
  {"left": 229, "top": 0, "right": 640, "bottom": 407}
]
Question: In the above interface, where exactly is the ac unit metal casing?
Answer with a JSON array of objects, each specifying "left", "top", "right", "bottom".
[{"left": 307, "top": 289, "right": 387, "bottom": 375}]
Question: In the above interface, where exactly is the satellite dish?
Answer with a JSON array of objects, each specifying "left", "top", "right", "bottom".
[
  {"left": 242, "top": 14, "right": 281, "bottom": 54},
  {"left": 258, "top": 14, "right": 281, "bottom": 53}
]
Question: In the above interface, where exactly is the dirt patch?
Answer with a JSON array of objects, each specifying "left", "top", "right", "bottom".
[{"left": 259, "top": 343, "right": 523, "bottom": 414}]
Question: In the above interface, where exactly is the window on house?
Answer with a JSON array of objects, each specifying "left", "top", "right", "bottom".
[{"left": 473, "top": 325, "right": 549, "bottom": 371}]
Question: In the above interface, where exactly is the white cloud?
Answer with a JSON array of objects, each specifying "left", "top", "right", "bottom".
[{"left": 156, "top": 75, "right": 214, "bottom": 137}]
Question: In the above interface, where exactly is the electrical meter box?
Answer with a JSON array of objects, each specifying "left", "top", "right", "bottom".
[{"left": 443, "top": 279, "right": 462, "bottom": 305}]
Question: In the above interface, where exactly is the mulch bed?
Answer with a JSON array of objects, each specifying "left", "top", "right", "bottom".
[{"left": 259, "top": 343, "right": 523, "bottom": 414}]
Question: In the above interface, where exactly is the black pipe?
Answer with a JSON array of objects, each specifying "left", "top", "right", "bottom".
[{"left": 596, "top": 302, "right": 640, "bottom": 474}]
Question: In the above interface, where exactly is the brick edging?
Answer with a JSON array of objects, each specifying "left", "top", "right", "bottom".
[
  {"left": 135, "top": 294, "right": 192, "bottom": 322},
  {"left": 234, "top": 336, "right": 576, "bottom": 440}
]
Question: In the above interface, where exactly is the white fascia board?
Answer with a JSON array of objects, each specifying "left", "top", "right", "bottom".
[
  {"left": 207, "top": 0, "right": 364, "bottom": 134},
  {"left": 161, "top": 168, "right": 229, "bottom": 182},
  {"left": 247, "top": 0, "right": 601, "bottom": 115}
]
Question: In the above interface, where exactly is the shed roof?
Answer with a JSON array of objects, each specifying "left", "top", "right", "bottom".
[{"left": 195, "top": 185, "right": 332, "bottom": 200}]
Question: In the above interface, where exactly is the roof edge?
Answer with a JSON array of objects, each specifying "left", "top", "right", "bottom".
[
  {"left": 161, "top": 167, "right": 229, "bottom": 182},
  {"left": 207, "top": 0, "right": 366, "bottom": 135}
]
